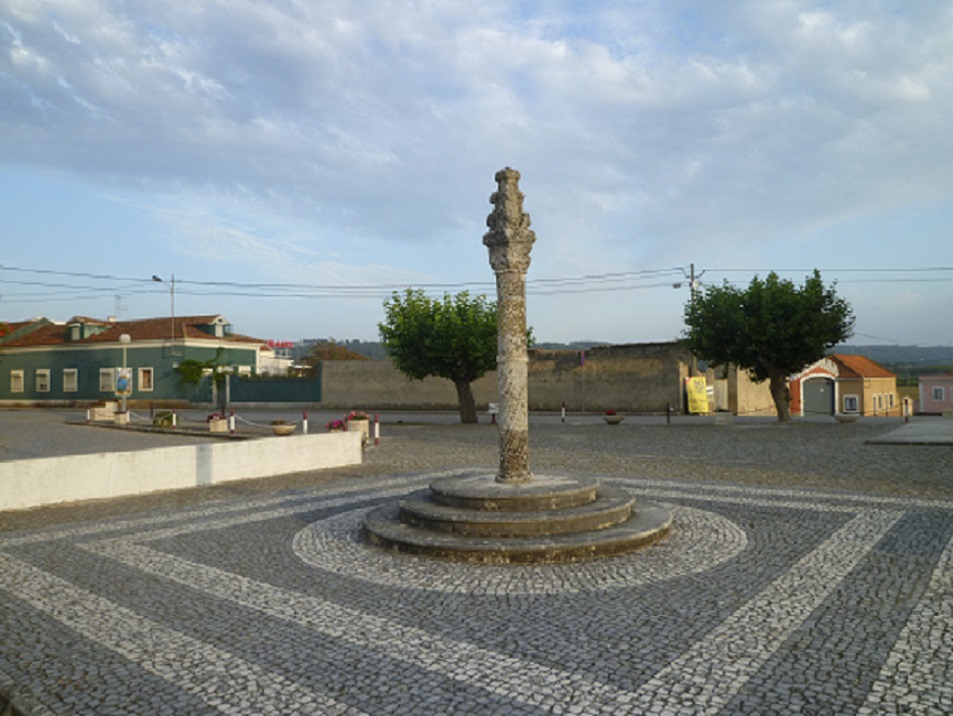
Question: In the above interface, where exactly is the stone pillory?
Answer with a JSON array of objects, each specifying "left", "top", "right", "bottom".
[
  {"left": 483, "top": 167, "right": 536, "bottom": 484},
  {"left": 361, "top": 168, "right": 671, "bottom": 563}
]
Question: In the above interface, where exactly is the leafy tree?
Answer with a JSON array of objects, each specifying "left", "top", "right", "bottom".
[
  {"left": 174, "top": 348, "right": 226, "bottom": 386},
  {"left": 299, "top": 340, "right": 369, "bottom": 376},
  {"left": 683, "top": 270, "right": 854, "bottom": 422},
  {"left": 379, "top": 289, "right": 498, "bottom": 424}
]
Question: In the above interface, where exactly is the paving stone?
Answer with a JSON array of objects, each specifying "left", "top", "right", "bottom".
[{"left": 1, "top": 411, "right": 952, "bottom": 713}]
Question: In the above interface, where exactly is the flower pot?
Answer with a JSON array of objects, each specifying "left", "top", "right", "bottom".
[
  {"left": 603, "top": 415, "right": 624, "bottom": 425},
  {"left": 271, "top": 424, "right": 296, "bottom": 436},
  {"left": 348, "top": 418, "right": 370, "bottom": 444},
  {"left": 90, "top": 401, "right": 118, "bottom": 422},
  {"left": 209, "top": 418, "right": 229, "bottom": 433}
]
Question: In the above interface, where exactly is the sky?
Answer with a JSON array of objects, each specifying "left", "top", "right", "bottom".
[{"left": 1, "top": 0, "right": 951, "bottom": 347}]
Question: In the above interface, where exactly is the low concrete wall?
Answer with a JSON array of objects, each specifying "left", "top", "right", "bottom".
[{"left": 0, "top": 432, "right": 363, "bottom": 511}]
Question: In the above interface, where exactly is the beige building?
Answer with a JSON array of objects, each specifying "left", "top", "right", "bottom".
[{"left": 789, "top": 354, "right": 900, "bottom": 417}]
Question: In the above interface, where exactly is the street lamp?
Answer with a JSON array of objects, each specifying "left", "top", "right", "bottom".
[
  {"left": 118, "top": 333, "right": 131, "bottom": 414},
  {"left": 152, "top": 273, "right": 176, "bottom": 354}
]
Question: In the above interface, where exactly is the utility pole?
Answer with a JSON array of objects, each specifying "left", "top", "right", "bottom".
[
  {"left": 152, "top": 274, "right": 176, "bottom": 355},
  {"left": 689, "top": 263, "right": 698, "bottom": 375}
]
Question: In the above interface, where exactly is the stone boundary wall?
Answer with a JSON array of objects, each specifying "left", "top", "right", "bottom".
[
  {"left": 529, "top": 343, "right": 690, "bottom": 412},
  {"left": 320, "top": 359, "right": 499, "bottom": 411},
  {"left": 0, "top": 432, "right": 363, "bottom": 511},
  {"left": 321, "top": 342, "right": 693, "bottom": 413}
]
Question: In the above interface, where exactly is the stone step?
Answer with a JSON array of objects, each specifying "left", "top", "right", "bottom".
[
  {"left": 398, "top": 485, "right": 635, "bottom": 537},
  {"left": 363, "top": 501, "right": 673, "bottom": 564},
  {"left": 428, "top": 473, "right": 600, "bottom": 512}
]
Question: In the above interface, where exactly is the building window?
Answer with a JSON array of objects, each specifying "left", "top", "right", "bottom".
[
  {"left": 843, "top": 395, "right": 859, "bottom": 413},
  {"left": 888, "top": 393, "right": 895, "bottom": 409},
  {"left": 934, "top": 386, "right": 946, "bottom": 402},
  {"left": 63, "top": 369, "right": 79, "bottom": 392},
  {"left": 100, "top": 368, "right": 116, "bottom": 392},
  {"left": 11, "top": 370, "right": 24, "bottom": 393},
  {"left": 138, "top": 367, "right": 154, "bottom": 392},
  {"left": 35, "top": 369, "right": 51, "bottom": 392}
]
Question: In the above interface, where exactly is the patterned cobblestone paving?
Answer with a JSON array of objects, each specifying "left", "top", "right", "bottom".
[{"left": 3, "top": 464, "right": 953, "bottom": 715}]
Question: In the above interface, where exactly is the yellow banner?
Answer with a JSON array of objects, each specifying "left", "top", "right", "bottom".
[{"left": 685, "top": 376, "right": 708, "bottom": 414}]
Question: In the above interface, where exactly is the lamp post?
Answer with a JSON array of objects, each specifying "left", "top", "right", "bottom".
[
  {"left": 152, "top": 273, "right": 176, "bottom": 354},
  {"left": 118, "top": 333, "right": 131, "bottom": 414}
]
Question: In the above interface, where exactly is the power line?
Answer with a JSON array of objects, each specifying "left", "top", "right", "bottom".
[{"left": 1, "top": 263, "right": 950, "bottom": 307}]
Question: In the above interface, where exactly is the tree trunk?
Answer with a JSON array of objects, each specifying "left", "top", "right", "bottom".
[
  {"left": 768, "top": 369, "right": 792, "bottom": 423},
  {"left": 454, "top": 379, "right": 478, "bottom": 424}
]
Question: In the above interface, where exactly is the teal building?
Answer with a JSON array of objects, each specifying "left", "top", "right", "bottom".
[{"left": 0, "top": 314, "right": 318, "bottom": 406}]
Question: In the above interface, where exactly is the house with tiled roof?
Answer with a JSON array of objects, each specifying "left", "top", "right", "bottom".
[
  {"left": 0, "top": 314, "right": 314, "bottom": 406},
  {"left": 789, "top": 354, "right": 901, "bottom": 417}
]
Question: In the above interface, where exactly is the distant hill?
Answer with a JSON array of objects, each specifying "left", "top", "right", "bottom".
[
  {"left": 834, "top": 344, "right": 953, "bottom": 367},
  {"left": 834, "top": 344, "right": 953, "bottom": 384},
  {"left": 533, "top": 341, "right": 609, "bottom": 351}
]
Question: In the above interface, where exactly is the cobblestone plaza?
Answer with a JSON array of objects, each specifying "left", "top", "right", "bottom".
[{"left": 2, "top": 412, "right": 952, "bottom": 714}]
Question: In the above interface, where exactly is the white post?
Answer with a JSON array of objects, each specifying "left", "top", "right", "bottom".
[{"left": 119, "top": 333, "right": 131, "bottom": 415}]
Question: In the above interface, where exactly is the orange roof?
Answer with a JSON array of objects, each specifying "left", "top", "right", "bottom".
[
  {"left": 830, "top": 354, "right": 896, "bottom": 379},
  {"left": 0, "top": 315, "right": 266, "bottom": 348}
]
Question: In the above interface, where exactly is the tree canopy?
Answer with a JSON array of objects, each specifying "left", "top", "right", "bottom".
[
  {"left": 683, "top": 270, "right": 854, "bottom": 421},
  {"left": 378, "top": 289, "right": 498, "bottom": 423}
]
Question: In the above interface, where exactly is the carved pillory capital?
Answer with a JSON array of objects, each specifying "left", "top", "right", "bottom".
[{"left": 483, "top": 167, "right": 536, "bottom": 273}]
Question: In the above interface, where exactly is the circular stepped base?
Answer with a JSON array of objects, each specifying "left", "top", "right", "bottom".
[
  {"left": 429, "top": 473, "right": 600, "bottom": 511},
  {"left": 363, "top": 473, "right": 672, "bottom": 564},
  {"left": 398, "top": 485, "right": 635, "bottom": 537}
]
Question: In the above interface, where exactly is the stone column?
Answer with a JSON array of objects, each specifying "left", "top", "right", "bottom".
[{"left": 483, "top": 168, "right": 536, "bottom": 484}]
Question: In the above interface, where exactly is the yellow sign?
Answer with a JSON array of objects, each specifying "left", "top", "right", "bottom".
[{"left": 685, "top": 376, "right": 709, "bottom": 414}]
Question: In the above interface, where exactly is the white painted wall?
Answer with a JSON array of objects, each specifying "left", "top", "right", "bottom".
[{"left": 0, "top": 432, "right": 363, "bottom": 511}]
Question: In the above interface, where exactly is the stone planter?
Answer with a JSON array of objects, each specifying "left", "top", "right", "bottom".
[
  {"left": 271, "top": 424, "right": 296, "bottom": 436},
  {"left": 115, "top": 411, "right": 130, "bottom": 426},
  {"left": 348, "top": 419, "right": 370, "bottom": 444},
  {"left": 209, "top": 418, "right": 229, "bottom": 433},
  {"left": 90, "top": 401, "right": 118, "bottom": 422},
  {"left": 603, "top": 415, "right": 624, "bottom": 425},
  {"left": 835, "top": 413, "right": 859, "bottom": 424}
]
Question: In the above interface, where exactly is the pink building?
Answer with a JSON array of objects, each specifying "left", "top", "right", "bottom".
[{"left": 919, "top": 374, "right": 953, "bottom": 414}]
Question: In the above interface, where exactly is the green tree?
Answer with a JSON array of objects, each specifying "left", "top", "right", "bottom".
[
  {"left": 683, "top": 270, "right": 854, "bottom": 422},
  {"left": 379, "top": 289, "right": 498, "bottom": 424}
]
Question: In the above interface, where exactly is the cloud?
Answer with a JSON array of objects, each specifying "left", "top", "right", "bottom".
[{"left": 1, "top": 0, "right": 951, "bottom": 341}]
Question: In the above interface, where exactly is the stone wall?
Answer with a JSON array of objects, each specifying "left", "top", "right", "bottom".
[
  {"left": 528, "top": 343, "right": 690, "bottom": 412},
  {"left": 320, "top": 359, "right": 498, "bottom": 411},
  {"left": 321, "top": 342, "right": 695, "bottom": 413}
]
